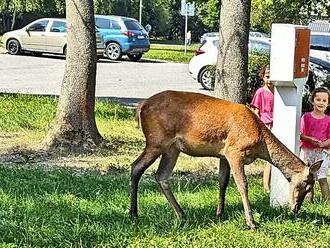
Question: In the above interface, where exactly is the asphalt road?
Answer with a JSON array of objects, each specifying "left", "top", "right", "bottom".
[{"left": 0, "top": 53, "right": 211, "bottom": 105}]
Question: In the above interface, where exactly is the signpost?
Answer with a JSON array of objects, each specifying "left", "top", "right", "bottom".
[
  {"left": 181, "top": 0, "right": 195, "bottom": 54},
  {"left": 269, "top": 24, "right": 311, "bottom": 207}
]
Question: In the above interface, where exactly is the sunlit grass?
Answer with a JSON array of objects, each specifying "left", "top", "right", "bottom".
[
  {"left": 1, "top": 94, "right": 330, "bottom": 246},
  {"left": 144, "top": 43, "right": 200, "bottom": 63}
]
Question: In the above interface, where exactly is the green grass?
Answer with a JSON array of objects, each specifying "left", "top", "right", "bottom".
[
  {"left": 0, "top": 166, "right": 329, "bottom": 247},
  {"left": 1, "top": 94, "right": 330, "bottom": 246},
  {"left": 144, "top": 43, "right": 200, "bottom": 63}
]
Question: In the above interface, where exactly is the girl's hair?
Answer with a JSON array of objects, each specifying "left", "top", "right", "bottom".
[
  {"left": 258, "top": 64, "right": 270, "bottom": 85},
  {"left": 310, "top": 87, "right": 330, "bottom": 102}
]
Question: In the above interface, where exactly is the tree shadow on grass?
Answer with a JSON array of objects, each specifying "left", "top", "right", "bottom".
[{"left": 0, "top": 134, "right": 144, "bottom": 166}]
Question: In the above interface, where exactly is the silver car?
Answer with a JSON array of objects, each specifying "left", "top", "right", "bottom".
[{"left": 1, "top": 18, "right": 104, "bottom": 56}]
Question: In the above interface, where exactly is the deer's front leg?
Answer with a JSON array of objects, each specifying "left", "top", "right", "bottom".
[
  {"left": 227, "top": 155, "right": 256, "bottom": 230},
  {"left": 217, "top": 158, "right": 231, "bottom": 220}
]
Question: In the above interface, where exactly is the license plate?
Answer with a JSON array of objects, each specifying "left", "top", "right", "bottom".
[{"left": 137, "top": 35, "right": 144, "bottom": 39}]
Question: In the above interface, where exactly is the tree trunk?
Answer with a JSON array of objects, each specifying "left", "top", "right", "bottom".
[
  {"left": 43, "top": 0, "right": 102, "bottom": 151},
  {"left": 214, "top": 0, "right": 251, "bottom": 104}
]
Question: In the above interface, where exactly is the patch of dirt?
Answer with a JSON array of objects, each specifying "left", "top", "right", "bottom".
[{"left": 0, "top": 132, "right": 266, "bottom": 176}]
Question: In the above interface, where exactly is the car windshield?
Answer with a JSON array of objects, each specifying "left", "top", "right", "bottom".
[
  {"left": 124, "top": 19, "right": 143, "bottom": 30},
  {"left": 311, "top": 35, "right": 330, "bottom": 51}
]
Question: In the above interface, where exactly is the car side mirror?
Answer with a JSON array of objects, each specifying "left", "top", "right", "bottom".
[{"left": 145, "top": 24, "right": 151, "bottom": 33}]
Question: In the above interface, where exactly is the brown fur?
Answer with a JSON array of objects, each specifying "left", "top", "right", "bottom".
[{"left": 130, "top": 90, "right": 322, "bottom": 230}]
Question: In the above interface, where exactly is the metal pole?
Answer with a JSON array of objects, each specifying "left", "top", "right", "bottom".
[
  {"left": 184, "top": 3, "right": 188, "bottom": 54},
  {"left": 139, "top": 0, "right": 143, "bottom": 24}
]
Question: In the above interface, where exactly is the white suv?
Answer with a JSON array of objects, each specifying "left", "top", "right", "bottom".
[{"left": 310, "top": 32, "right": 330, "bottom": 63}]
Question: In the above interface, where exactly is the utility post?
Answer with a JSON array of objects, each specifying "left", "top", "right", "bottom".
[
  {"left": 180, "top": 0, "right": 195, "bottom": 54},
  {"left": 139, "top": 0, "right": 143, "bottom": 24}
]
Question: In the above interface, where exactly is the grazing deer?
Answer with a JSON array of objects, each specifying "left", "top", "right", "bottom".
[{"left": 130, "top": 91, "right": 321, "bottom": 230}]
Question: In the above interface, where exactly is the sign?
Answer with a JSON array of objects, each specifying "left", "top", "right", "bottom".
[{"left": 180, "top": 1, "right": 195, "bottom": 16}]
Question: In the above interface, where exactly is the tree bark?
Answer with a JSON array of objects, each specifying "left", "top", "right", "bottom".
[
  {"left": 43, "top": 0, "right": 102, "bottom": 150},
  {"left": 214, "top": 0, "right": 251, "bottom": 104}
]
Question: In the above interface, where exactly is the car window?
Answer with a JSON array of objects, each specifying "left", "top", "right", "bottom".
[
  {"left": 95, "top": 18, "right": 111, "bottom": 29},
  {"left": 50, "top": 21, "right": 67, "bottom": 32},
  {"left": 110, "top": 20, "right": 121, "bottom": 30},
  {"left": 311, "top": 35, "right": 330, "bottom": 51},
  {"left": 28, "top": 20, "right": 49, "bottom": 32},
  {"left": 124, "top": 19, "right": 142, "bottom": 30}
]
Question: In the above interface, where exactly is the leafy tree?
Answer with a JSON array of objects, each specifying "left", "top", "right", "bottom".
[
  {"left": 195, "top": 0, "right": 219, "bottom": 32},
  {"left": 251, "top": 0, "right": 330, "bottom": 32},
  {"left": 167, "top": 0, "right": 184, "bottom": 39},
  {"left": 44, "top": 0, "right": 102, "bottom": 150},
  {"left": 94, "top": 0, "right": 112, "bottom": 15}
]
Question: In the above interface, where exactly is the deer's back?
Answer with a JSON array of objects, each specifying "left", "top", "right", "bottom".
[{"left": 139, "top": 91, "right": 263, "bottom": 157}]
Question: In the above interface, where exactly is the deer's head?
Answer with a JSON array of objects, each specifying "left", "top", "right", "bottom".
[{"left": 289, "top": 160, "right": 322, "bottom": 213}]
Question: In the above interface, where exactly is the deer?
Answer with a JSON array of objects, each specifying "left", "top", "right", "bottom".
[{"left": 129, "top": 90, "right": 322, "bottom": 230}]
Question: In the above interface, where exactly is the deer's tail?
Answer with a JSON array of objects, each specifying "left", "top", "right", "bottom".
[{"left": 135, "top": 101, "right": 145, "bottom": 129}]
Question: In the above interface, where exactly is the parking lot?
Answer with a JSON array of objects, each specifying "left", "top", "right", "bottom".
[{"left": 0, "top": 53, "right": 210, "bottom": 105}]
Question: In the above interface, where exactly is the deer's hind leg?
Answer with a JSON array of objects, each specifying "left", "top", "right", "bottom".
[
  {"left": 216, "top": 158, "right": 231, "bottom": 221},
  {"left": 155, "top": 146, "right": 183, "bottom": 219},
  {"left": 130, "top": 147, "right": 161, "bottom": 217}
]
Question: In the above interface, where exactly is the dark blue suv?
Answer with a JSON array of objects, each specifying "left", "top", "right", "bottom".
[{"left": 95, "top": 15, "right": 150, "bottom": 61}]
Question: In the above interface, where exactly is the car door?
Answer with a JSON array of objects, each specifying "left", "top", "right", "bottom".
[
  {"left": 20, "top": 19, "right": 49, "bottom": 51},
  {"left": 46, "top": 20, "right": 67, "bottom": 54}
]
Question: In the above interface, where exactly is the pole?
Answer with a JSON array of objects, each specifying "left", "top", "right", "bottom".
[
  {"left": 139, "top": 0, "right": 143, "bottom": 24},
  {"left": 184, "top": 3, "right": 188, "bottom": 54}
]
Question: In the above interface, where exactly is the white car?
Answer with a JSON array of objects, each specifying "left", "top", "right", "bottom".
[
  {"left": 1, "top": 18, "right": 105, "bottom": 56},
  {"left": 200, "top": 32, "right": 219, "bottom": 44},
  {"left": 310, "top": 32, "right": 330, "bottom": 63},
  {"left": 188, "top": 37, "right": 271, "bottom": 90},
  {"left": 249, "top": 31, "right": 270, "bottom": 41}
]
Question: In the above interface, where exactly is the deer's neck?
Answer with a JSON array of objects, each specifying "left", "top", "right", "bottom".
[{"left": 260, "top": 127, "right": 305, "bottom": 181}]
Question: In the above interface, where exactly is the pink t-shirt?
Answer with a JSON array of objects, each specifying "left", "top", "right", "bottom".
[
  {"left": 251, "top": 87, "right": 274, "bottom": 125},
  {"left": 300, "top": 112, "right": 330, "bottom": 149}
]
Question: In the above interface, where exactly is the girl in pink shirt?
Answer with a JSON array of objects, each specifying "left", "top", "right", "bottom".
[
  {"left": 251, "top": 64, "right": 274, "bottom": 192},
  {"left": 300, "top": 87, "right": 330, "bottom": 201}
]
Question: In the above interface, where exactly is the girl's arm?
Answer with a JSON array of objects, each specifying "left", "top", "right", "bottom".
[{"left": 300, "top": 133, "right": 321, "bottom": 146}]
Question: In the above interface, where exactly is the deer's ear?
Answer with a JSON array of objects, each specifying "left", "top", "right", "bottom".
[{"left": 309, "top": 160, "right": 323, "bottom": 174}]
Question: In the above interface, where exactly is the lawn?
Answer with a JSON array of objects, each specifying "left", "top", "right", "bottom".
[
  {"left": 144, "top": 43, "right": 200, "bottom": 63},
  {"left": 0, "top": 94, "right": 330, "bottom": 247}
]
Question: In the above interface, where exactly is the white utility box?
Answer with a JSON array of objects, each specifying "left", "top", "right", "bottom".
[{"left": 269, "top": 24, "right": 311, "bottom": 207}]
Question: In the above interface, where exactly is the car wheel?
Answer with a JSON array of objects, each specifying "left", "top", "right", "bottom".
[
  {"left": 127, "top": 53, "right": 143, "bottom": 62},
  {"left": 105, "top": 42, "right": 122, "bottom": 60},
  {"left": 199, "top": 67, "right": 214, "bottom": 90},
  {"left": 6, "top": 39, "right": 21, "bottom": 55}
]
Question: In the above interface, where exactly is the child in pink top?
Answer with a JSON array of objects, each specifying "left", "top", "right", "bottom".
[
  {"left": 251, "top": 64, "right": 274, "bottom": 192},
  {"left": 300, "top": 87, "right": 330, "bottom": 201}
]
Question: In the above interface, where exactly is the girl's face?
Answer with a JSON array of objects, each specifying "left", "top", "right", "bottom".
[
  {"left": 263, "top": 66, "right": 273, "bottom": 89},
  {"left": 312, "top": 92, "right": 329, "bottom": 113}
]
